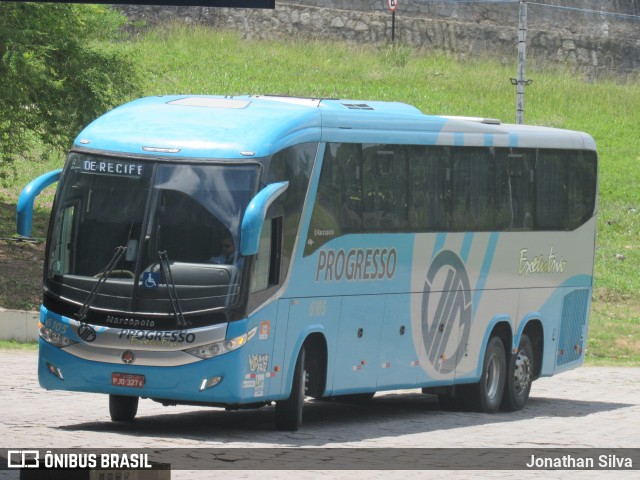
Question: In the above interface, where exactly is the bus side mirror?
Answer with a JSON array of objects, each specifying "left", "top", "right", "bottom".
[
  {"left": 240, "top": 181, "right": 288, "bottom": 256},
  {"left": 16, "top": 169, "right": 63, "bottom": 238}
]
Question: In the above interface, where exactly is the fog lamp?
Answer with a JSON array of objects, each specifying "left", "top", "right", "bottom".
[
  {"left": 200, "top": 376, "right": 222, "bottom": 391},
  {"left": 47, "top": 362, "right": 64, "bottom": 380}
]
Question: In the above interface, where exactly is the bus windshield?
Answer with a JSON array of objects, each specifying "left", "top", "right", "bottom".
[{"left": 45, "top": 153, "right": 260, "bottom": 320}]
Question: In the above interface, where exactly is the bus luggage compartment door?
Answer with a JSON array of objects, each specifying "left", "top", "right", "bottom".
[{"left": 331, "top": 295, "right": 385, "bottom": 394}]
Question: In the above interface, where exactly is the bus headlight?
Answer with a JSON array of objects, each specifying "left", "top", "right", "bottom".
[
  {"left": 39, "top": 322, "right": 76, "bottom": 348},
  {"left": 185, "top": 327, "right": 257, "bottom": 360}
]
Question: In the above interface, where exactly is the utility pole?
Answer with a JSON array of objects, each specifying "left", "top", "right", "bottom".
[{"left": 510, "top": 0, "right": 531, "bottom": 124}]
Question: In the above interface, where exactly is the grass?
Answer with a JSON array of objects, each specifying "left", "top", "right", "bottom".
[
  {"left": 588, "top": 297, "right": 640, "bottom": 365},
  {"left": 0, "top": 340, "right": 38, "bottom": 351},
  {"left": 1, "top": 24, "right": 639, "bottom": 364}
]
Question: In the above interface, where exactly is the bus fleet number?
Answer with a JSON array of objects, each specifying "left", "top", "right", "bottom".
[{"left": 309, "top": 300, "right": 327, "bottom": 318}]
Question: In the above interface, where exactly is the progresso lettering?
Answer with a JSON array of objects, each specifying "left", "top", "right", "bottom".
[
  {"left": 316, "top": 247, "right": 397, "bottom": 282},
  {"left": 118, "top": 329, "right": 196, "bottom": 344}
]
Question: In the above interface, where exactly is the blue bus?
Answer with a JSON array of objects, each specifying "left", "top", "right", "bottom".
[{"left": 18, "top": 95, "right": 597, "bottom": 430}]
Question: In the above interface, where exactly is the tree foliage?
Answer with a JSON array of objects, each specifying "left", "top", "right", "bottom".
[{"left": 0, "top": 2, "right": 141, "bottom": 181}]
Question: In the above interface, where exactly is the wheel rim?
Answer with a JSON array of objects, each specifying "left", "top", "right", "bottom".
[
  {"left": 485, "top": 353, "right": 501, "bottom": 401},
  {"left": 513, "top": 349, "right": 532, "bottom": 396}
]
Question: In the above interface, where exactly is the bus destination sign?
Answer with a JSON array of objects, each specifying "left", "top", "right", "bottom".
[{"left": 80, "top": 159, "right": 144, "bottom": 177}]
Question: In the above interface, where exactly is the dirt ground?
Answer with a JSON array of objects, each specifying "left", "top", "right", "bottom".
[{"left": 0, "top": 200, "right": 49, "bottom": 310}]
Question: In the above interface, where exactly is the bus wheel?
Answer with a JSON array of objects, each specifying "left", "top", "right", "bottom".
[
  {"left": 469, "top": 336, "right": 506, "bottom": 413},
  {"left": 275, "top": 346, "right": 306, "bottom": 431},
  {"left": 109, "top": 394, "right": 139, "bottom": 422},
  {"left": 501, "top": 334, "right": 534, "bottom": 411}
]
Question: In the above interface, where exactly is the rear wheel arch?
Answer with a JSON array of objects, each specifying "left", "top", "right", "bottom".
[
  {"left": 490, "top": 320, "right": 513, "bottom": 359},
  {"left": 521, "top": 319, "right": 544, "bottom": 380}
]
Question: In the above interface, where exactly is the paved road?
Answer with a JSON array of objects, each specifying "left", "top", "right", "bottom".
[{"left": 1, "top": 349, "right": 638, "bottom": 479}]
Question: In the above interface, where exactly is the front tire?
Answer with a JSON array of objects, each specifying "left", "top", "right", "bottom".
[
  {"left": 501, "top": 333, "right": 534, "bottom": 411},
  {"left": 275, "top": 347, "right": 306, "bottom": 431},
  {"left": 468, "top": 336, "right": 506, "bottom": 413},
  {"left": 109, "top": 395, "right": 139, "bottom": 422}
]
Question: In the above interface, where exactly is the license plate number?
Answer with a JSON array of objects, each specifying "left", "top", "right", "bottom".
[{"left": 112, "top": 373, "right": 145, "bottom": 388}]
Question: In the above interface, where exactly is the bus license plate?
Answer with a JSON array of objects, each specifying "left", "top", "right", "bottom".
[{"left": 112, "top": 373, "right": 145, "bottom": 388}]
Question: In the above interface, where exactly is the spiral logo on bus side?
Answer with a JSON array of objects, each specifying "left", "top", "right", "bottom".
[{"left": 420, "top": 250, "right": 472, "bottom": 374}]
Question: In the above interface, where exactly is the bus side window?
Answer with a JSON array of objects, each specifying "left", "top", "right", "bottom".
[
  {"left": 495, "top": 149, "right": 535, "bottom": 231},
  {"left": 408, "top": 146, "right": 450, "bottom": 231},
  {"left": 536, "top": 150, "right": 567, "bottom": 230},
  {"left": 335, "top": 143, "right": 363, "bottom": 231},
  {"left": 451, "top": 147, "right": 494, "bottom": 231},
  {"left": 250, "top": 216, "right": 282, "bottom": 293},
  {"left": 362, "top": 145, "right": 408, "bottom": 232},
  {"left": 51, "top": 203, "right": 77, "bottom": 276},
  {"left": 566, "top": 151, "right": 597, "bottom": 229}
]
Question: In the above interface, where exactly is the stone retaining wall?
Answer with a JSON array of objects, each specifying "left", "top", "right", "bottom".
[{"left": 117, "top": 1, "right": 640, "bottom": 77}]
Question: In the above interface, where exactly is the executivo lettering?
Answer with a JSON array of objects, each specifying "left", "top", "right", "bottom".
[{"left": 519, "top": 246, "right": 567, "bottom": 276}]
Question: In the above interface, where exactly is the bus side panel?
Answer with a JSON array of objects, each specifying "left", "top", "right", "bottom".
[
  {"left": 266, "top": 299, "right": 290, "bottom": 398},
  {"left": 377, "top": 293, "right": 420, "bottom": 389},
  {"left": 331, "top": 295, "right": 385, "bottom": 394}
]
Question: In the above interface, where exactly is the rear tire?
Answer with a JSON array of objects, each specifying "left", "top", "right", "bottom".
[
  {"left": 501, "top": 333, "right": 534, "bottom": 411},
  {"left": 275, "top": 346, "right": 306, "bottom": 431},
  {"left": 468, "top": 336, "right": 506, "bottom": 413},
  {"left": 109, "top": 395, "right": 139, "bottom": 422}
]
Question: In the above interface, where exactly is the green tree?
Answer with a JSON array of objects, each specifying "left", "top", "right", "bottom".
[{"left": 0, "top": 2, "right": 141, "bottom": 181}]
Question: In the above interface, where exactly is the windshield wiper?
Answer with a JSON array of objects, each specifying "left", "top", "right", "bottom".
[
  {"left": 76, "top": 245, "right": 127, "bottom": 323},
  {"left": 158, "top": 250, "right": 187, "bottom": 329}
]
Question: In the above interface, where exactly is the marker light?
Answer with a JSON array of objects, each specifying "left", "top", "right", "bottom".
[
  {"left": 39, "top": 322, "right": 76, "bottom": 348},
  {"left": 185, "top": 327, "right": 257, "bottom": 360}
]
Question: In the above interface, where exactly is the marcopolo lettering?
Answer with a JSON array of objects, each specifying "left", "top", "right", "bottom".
[
  {"left": 316, "top": 247, "right": 397, "bottom": 282},
  {"left": 106, "top": 315, "right": 155, "bottom": 327},
  {"left": 82, "top": 159, "right": 143, "bottom": 176},
  {"left": 119, "top": 329, "right": 196, "bottom": 344}
]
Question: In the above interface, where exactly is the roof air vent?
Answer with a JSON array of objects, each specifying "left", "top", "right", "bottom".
[{"left": 342, "top": 103, "right": 374, "bottom": 111}]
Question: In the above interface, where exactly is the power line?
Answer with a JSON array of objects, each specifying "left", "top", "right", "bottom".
[
  {"left": 416, "top": 0, "right": 640, "bottom": 21},
  {"left": 528, "top": 2, "right": 640, "bottom": 21}
]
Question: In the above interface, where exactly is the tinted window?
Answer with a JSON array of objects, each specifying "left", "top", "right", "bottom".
[{"left": 305, "top": 143, "right": 596, "bottom": 254}]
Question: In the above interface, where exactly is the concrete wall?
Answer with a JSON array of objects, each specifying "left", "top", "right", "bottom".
[
  {"left": 0, "top": 308, "right": 39, "bottom": 341},
  {"left": 116, "top": 0, "right": 640, "bottom": 78}
]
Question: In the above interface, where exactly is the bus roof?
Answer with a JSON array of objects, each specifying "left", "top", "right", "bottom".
[{"left": 74, "top": 95, "right": 596, "bottom": 159}]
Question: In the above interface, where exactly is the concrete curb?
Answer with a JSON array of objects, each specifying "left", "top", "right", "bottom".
[{"left": 0, "top": 308, "right": 39, "bottom": 341}]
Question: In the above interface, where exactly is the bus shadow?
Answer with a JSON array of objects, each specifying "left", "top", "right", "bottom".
[{"left": 59, "top": 391, "right": 634, "bottom": 445}]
